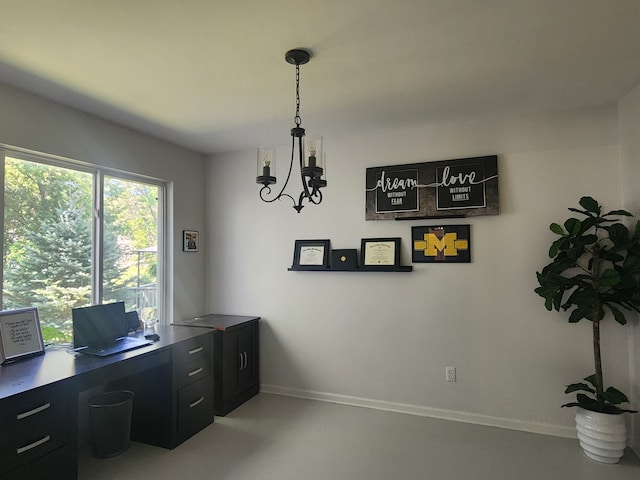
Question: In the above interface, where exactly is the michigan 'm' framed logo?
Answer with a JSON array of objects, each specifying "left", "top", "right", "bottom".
[{"left": 412, "top": 225, "right": 471, "bottom": 263}]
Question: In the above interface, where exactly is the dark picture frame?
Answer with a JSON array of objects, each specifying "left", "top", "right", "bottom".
[
  {"left": 183, "top": 230, "right": 199, "bottom": 252},
  {"left": 360, "top": 237, "right": 401, "bottom": 270},
  {"left": 412, "top": 225, "right": 471, "bottom": 263},
  {"left": 292, "top": 239, "right": 331, "bottom": 270},
  {"left": 0, "top": 307, "right": 45, "bottom": 364},
  {"left": 365, "top": 155, "right": 499, "bottom": 220}
]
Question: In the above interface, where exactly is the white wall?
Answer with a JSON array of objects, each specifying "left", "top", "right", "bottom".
[
  {"left": 0, "top": 82, "right": 207, "bottom": 322},
  {"left": 206, "top": 105, "right": 631, "bottom": 436},
  {"left": 619, "top": 80, "right": 640, "bottom": 453}
]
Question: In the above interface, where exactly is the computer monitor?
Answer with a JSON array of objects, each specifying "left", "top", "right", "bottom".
[{"left": 72, "top": 302, "right": 128, "bottom": 349}]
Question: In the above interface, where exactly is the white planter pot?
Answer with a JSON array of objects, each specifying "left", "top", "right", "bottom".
[{"left": 575, "top": 407, "right": 627, "bottom": 463}]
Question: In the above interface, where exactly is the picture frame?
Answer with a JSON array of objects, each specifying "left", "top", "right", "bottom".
[
  {"left": 292, "top": 239, "right": 331, "bottom": 270},
  {"left": 365, "top": 155, "right": 499, "bottom": 220},
  {"left": 412, "top": 225, "right": 471, "bottom": 263},
  {"left": 183, "top": 230, "right": 199, "bottom": 252},
  {"left": 360, "top": 237, "right": 401, "bottom": 269},
  {"left": 0, "top": 307, "right": 45, "bottom": 364}
]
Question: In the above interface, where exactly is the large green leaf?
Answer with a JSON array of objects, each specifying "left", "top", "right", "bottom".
[
  {"left": 607, "top": 305, "right": 627, "bottom": 325},
  {"left": 549, "top": 238, "right": 568, "bottom": 258},
  {"left": 568, "top": 307, "right": 588, "bottom": 323},
  {"left": 602, "top": 387, "right": 630, "bottom": 405},
  {"left": 579, "top": 196, "right": 600, "bottom": 214},
  {"left": 599, "top": 269, "right": 621, "bottom": 287},
  {"left": 601, "top": 252, "right": 624, "bottom": 263},
  {"left": 583, "top": 374, "right": 597, "bottom": 388},
  {"left": 575, "top": 393, "right": 601, "bottom": 410},
  {"left": 571, "top": 234, "right": 597, "bottom": 247},
  {"left": 607, "top": 223, "right": 630, "bottom": 245},
  {"left": 604, "top": 209, "right": 633, "bottom": 217},
  {"left": 550, "top": 223, "right": 565, "bottom": 235},
  {"left": 564, "top": 218, "right": 582, "bottom": 236},
  {"left": 565, "top": 382, "right": 595, "bottom": 394}
]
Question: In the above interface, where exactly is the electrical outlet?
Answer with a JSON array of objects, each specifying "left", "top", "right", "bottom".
[{"left": 446, "top": 366, "right": 456, "bottom": 382}]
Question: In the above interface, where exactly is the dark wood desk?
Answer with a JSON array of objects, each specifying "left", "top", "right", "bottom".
[
  {"left": 173, "top": 314, "right": 260, "bottom": 416},
  {"left": 0, "top": 325, "right": 215, "bottom": 480}
]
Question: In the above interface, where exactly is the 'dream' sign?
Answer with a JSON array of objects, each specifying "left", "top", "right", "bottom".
[{"left": 365, "top": 155, "right": 498, "bottom": 220}]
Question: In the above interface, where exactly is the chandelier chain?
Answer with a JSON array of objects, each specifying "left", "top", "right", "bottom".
[{"left": 294, "top": 63, "right": 301, "bottom": 127}]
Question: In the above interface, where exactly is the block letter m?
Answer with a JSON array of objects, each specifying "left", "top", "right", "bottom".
[{"left": 414, "top": 233, "right": 468, "bottom": 257}]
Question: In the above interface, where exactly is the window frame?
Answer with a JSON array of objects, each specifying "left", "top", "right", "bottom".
[{"left": 0, "top": 145, "right": 168, "bottom": 325}]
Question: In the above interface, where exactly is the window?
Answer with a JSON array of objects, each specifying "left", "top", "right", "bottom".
[{"left": 1, "top": 149, "right": 165, "bottom": 343}]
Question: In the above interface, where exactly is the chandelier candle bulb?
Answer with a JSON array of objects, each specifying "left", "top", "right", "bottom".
[
  {"left": 256, "top": 147, "right": 276, "bottom": 185},
  {"left": 263, "top": 155, "right": 271, "bottom": 177},
  {"left": 305, "top": 137, "right": 323, "bottom": 170},
  {"left": 307, "top": 142, "right": 317, "bottom": 168}
]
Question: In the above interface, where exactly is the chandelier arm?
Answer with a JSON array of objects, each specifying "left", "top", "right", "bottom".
[
  {"left": 297, "top": 190, "right": 307, "bottom": 209},
  {"left": 259, "top": 136, "right": 297, "bottom": 206},
  {"left": 258, "top": 185, "right": 296, "bottom": 206},
  {"left": 297, "top": 136, "right": 314, "bottom": 202},
  {"left": 306, "top": 188, "right": 323, "bottom": 205}
]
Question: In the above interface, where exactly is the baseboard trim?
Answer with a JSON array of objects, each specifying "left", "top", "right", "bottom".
[{"left": 260, "top": 384, "right": 576, "bottom": 439}]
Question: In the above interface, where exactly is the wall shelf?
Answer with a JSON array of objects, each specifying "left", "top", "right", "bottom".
[{"left": 288, "top": 266, "right": 412, "bottom": 272}]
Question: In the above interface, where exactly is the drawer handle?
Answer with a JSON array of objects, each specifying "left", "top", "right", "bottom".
[
  {"left": 188, "top": 346, "right": 204, "bottom": 355},
  {"left": 189, "top": 397, "right": 205, "bottom": 408},
  {"left": 17, "top": 402, "right": 51, "bottom": 420},
  {"left": 188, "top": 367, "right": 204, "bottom": 377},
  {"left": 17, "top": 435, "right": 51, "bottom": 454}
]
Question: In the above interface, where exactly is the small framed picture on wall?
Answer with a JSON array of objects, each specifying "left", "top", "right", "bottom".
[{"left": 183, "top": 230, "right": 199, "bottom": 252}]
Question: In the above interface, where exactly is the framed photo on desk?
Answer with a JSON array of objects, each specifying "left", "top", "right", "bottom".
[{"left": 0, "top": 307, "right": 45, "bottom": 364}]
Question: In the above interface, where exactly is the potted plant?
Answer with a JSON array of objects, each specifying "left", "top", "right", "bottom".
[{"left": 535, "top": 196, "right": 640, "bottom": 463}]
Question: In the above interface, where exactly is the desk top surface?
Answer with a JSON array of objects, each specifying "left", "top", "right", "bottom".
[
  {"left": 0, "top": 325, "right": 213, "bottom": 401},
  {"left": 172, "top": 313, "right": 260, "bottom": 332}
]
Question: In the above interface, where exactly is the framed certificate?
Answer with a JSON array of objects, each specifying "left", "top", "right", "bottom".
[
  {"left": 292, "top": 239, "right": 331, "bottom": 270},
  {"left": 0, "top": 307, "right": 45, "bottom": 364},
  {"left": 360, "top": 237, "right": 401, "bottom": 269}
]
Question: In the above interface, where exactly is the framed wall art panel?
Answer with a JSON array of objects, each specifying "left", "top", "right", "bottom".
[{"left": 365, "top": 155, "right": 498, "bottom": 220}]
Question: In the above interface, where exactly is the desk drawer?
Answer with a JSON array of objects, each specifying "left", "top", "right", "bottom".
[
  {"left": 172, "top": 335, "right": 211, "bottom": 363},
  {"left": 175, "top": 356, "right": 211, "bottom": 389},
  {"left": 177, "top": 377, "right": 214, "bottom": 442},
  {"left": 0, "top": 386, "right": 69, "bottom": 475},
  {"left": 0, "top": 445, "right": 76, "bottom": 480}
]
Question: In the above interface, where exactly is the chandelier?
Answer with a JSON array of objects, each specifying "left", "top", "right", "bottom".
[{"left": 256, "top": 49, "right": 326, "bottom": 213}]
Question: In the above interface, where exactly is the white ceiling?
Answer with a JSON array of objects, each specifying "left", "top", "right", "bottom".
[{"left": 1, "top": 0, "right": 639, "bottom": 155}]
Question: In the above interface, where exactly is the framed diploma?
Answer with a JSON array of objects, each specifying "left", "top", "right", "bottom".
[
  {"left": 360, "top": 237, "right": 401, "bottom": 269},
  {"left": 0, "top": 307, "right": 45, "bottom": 364},
  {"left": 292, "top": 239, "right": 331, "bottom": 270}
]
